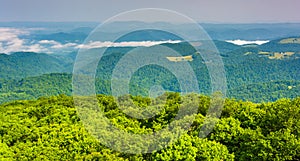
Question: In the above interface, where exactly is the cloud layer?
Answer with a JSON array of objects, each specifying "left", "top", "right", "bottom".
[
  {"left": 0, "top": 28, "right": 50, "bottom": 53},
  {"left": 0, "top": 27, "right": 181, "bottom": 54},
  {"left": 76, "top": 40, "right": 181, "bottom": 49},
  {"left": 226, "top": 39, "right": 269, "bottom": 45}
]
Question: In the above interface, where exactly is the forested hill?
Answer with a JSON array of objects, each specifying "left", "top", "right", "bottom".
[
  {"left": 0, "top": 94, "right": 299, "bottom": 160},
  {"left": 1, "top": 38, "right": 299, "bottom": 80},
  {"left": 0, "top": 37, "right": 299, "bottom": 103},
  {"left": 0, "top": 52, "right": 72, "bottom": 80},
  {"left": 1, "top": 73, "right": 300, "bottom": 104},
  {"left": 1, "top": 23, "right": 300, "bottom": 160}
]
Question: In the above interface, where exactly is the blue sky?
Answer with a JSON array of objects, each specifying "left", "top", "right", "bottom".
[{"left": 0, "top": 0, "right": 299, "bottom": 23}]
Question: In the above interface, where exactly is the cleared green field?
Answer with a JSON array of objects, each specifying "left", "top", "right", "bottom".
[
  {"left": 166, "top": 55, "right": 193, "bottom": 62},
  {"left": 279, "top": 38, "right": 300, "bottom": 44}
]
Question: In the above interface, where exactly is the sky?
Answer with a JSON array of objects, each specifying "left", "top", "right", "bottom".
[{"left": 0, "top": 0, "right": 300, "bottom": 23}]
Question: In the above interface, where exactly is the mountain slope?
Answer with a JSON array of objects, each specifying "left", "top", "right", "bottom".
[
  {"left": 0, "top": 52, "right": 71, "bottom": 79},
  {"left": 0, "top": 38, "right": 300, "bottom": 103}
]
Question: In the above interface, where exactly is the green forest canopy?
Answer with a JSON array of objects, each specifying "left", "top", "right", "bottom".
[{"left": 0, "top": 93, "right": 299, "bottom": 160}]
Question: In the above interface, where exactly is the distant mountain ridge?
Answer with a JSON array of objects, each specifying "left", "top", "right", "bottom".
[
  {"left": 0, "top": 37, "right": 299, "bottom": 103},
  {"left": 0, "top": 52, "right": 72, "bottom": 80}
]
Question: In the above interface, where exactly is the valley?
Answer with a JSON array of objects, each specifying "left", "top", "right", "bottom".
[
  {"left": 1, "top": 22, "right": 300, "bottom": 160},
  {"left": 1, "top": 35, "right": 300, "bottom": 103}
]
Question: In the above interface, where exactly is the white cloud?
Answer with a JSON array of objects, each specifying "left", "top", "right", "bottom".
[
  {"left": 0, "top": 27, "right": 182, "bottom": 54},
  {"left": 0, "top": 28, "right": 29, "bottom": 42},
  {"left": 0, "top": 28, "right": 46, "bottom": 53},
  {"left": 38, "top": 39, "right": 181, "bottom": 52},
  {"left": 76, "top": 40, "right": 181, "bottom": 49},
  {"left": 52, "top": 42, "right": 77, "bottom": 49},
  {"left": 6, "top": 39, "right": 25, "bottom": 53},
  {"left": 39, "top": 39, "right": 77, "bottom": 49},
  {"left": 39, "top": 40, "right": 59, "bottom": 45},
  {"left": 0, "top": 42, "right": 3, "bottom": 52},
  {"left": 226, "top": 39, "right": 269, "bottom": 45},
  {"left": 23, "top": 44, "right": 46, "bottom": 53}
]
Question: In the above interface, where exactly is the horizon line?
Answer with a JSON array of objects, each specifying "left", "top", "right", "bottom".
[{"left": 1, "top": 20, "right": 300, "bottom": 25}]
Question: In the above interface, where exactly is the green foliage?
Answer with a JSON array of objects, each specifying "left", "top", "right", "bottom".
[
  {"left": 0, "top": 52, "right": 70, "bottom": 79},
  {"left": 0, "top": 94, "right": 299, "bottom": 160},
  {"left": 154, "top": 134, "right": 234, "bottom": 161},
  {"left": 0, "top": 73, "right": 72, "bottom": 104},
  {"left": 1, "top": 39, "right": 300, "bottom": 104},
  {"left": 209, "top": 97, "right": 300, "bottom": 160},
  {"left": 260, "top": 37, "right": 300, "bottom": 52}
]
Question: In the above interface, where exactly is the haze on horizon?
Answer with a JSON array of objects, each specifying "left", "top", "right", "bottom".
[{"left": 0, "top": 0, "right": 299, "bottom": 23}]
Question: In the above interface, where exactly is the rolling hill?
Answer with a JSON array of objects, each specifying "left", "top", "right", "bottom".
[
  {"left": 0, "top": 37, "right": 299, "bottom": 103},
  {"left": 0, "top": 52, "right": 71, "bottom": 80}
]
